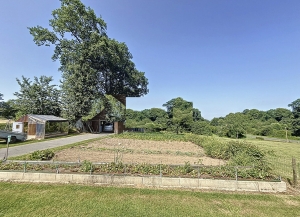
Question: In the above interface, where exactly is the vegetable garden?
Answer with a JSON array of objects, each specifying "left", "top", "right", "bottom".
[{"left": 0, "top": 132, "right": 288, "bottom": 182}]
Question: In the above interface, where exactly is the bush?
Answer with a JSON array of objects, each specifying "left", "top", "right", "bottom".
[
  {"left": 0, "top": 123, "right": 8, "bottom": 130},
  {"left": 191, "top": 121, "right": 212, "bottom": 136},
  {"left": 29, "top": 149, "right": 55, "bottom": 161},
  {"left": 80, "top": 160, "right": 93, "bottom": 172},
  {"left": 259, "top": 126, "right": 273, "bottom": 136}
]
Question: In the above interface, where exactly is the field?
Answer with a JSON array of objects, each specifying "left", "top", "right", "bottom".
[
  {"left": 1, "top": 133, "right": 300, "bottom": 216},
  {"left": 247, "top": 138, "right": 300, "bottom": 179},
  {"left": 54, "top": 137, "right": 225, "bottom": 166},
  {"left": 0, "top": 182, "right": 299, "bottom": 217},
  {"left": 8, "top": 132, "right": 299, "bottom": 180}
]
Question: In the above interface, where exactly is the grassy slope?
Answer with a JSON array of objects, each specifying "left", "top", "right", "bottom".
[
  {"left": 0, "top": 182, "right": 299, "bottom": 217},
  {"left": 247, "top": 138, "right": 300, "bottom": 179}
]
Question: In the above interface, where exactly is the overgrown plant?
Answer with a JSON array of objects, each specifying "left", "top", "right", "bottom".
[
  {"left": 115, "top": 132, "right": 273, "bottom": 179},
  {"left": 29, "top": 150, "right": 55, "bottom": 161}
]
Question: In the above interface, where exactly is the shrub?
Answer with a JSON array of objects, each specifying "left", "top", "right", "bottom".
[
  {"left": 29, "top": 149, "right": 55, "bottom": 161},
  {"left": 80, "top": 160, "right": 93, "bottom": 172}
]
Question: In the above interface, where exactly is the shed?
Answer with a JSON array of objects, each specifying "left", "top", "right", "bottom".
[{"left": 16, "top": 114, "right": 69, "bottom": 139}]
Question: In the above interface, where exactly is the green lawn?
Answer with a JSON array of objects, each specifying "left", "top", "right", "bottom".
[{"left": 0, "top": 182, "right": 299, "bottom": 217}]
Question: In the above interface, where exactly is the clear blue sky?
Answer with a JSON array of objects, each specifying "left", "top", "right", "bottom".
[{"left": 0, "top": 0, "right": 299, "bottom": 120}]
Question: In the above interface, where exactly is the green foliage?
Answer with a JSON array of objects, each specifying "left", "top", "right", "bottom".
[
  {"left": 29, "top": 0, "right": 148, "bottom": 122},
  {"left": 104, "top": 95, "right": 126, "bottom": 122},
  {"left": 192, "top": 108, "right": 203, "bottom": 121},
  {"left": 288, "top": 99, "right": 300, "bottom": 136},
  {"left": 116, "top": 132, "right": 272, "bottom": 179},
  {"left": 0, "top": 123, "right": 6, "bottom": 129},
  {"left": 45, "top": 122, "right": 69, "bottom": 134},
  {"left": 191, "top": 121, "right": 212, "bottom": 135},
  {"left": 124, "top": 96, "right": 300, "bottom": 140},
  {"left": 149, "top": 108, "right": 168, "bottom": 122},
  {"left": 13, "top": 76, "right": 61, "bottom": 118},
  {"left": 163, "top": 97, "right": 193, "bottom": 134},
  {"left": 0, "top": 92, "right": 3, "bottom": 114},
  {"left": 80, "top": 160, "right": 93, "bottom": 172},
  {"left": 0, "top": 100, "right": 19, "bottom": 119},
  {"left": 29, "top": 149, "right": 55, "bottom": 161},
  {"left": 172, "top": 107, "right": 193, "bottom": 134}
]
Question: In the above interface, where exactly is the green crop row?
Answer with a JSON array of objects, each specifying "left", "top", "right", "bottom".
[{"left": 0, "top": 161, "right": 277, "bottom": 180}]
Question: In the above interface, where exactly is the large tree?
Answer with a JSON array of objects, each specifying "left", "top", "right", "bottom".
[
  {"left": 29, "top": 0, "right": 148, "bottom": 122},
  {"left": 13, "top": 76, "right": 61, "bottom": 118},
  {"left": 163, "top": 97, "right": 193, "bottom": 133}
]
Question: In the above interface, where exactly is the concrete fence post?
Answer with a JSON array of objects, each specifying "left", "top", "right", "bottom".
[
  {"left": 292, "top": 158, "right": 297, "bottom": 187},
  {"left": 23, "top": 161, "right": 26, "bottom": 173},
  {"left": 56, "top": 164, "right": 59, "bottom": 174},
  {"left": 160, "top": 161, "right": 162, "bottom": 178}
]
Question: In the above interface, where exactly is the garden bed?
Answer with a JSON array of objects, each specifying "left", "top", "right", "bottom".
[{"left": 54, "top": 138, "right": 225, "bottom": 166}]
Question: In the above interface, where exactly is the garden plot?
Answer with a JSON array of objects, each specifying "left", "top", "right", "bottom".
[{"left": 54, "top": 138, "right": 225, "bottom": 166}]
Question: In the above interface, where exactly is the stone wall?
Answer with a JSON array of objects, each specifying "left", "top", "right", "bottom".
[{"left": 0, "top": 172, "right": 286, "bottom": 192}]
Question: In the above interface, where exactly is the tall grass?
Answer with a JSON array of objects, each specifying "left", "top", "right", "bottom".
[{"left": 248, "top": 139, "right": 300, "bottom": 179}]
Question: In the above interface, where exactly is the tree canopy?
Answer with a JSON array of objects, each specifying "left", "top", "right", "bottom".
[
  {"left": 288, "top": 98, "right": 300, "bottom": 136},
  {"left": 29, "top": 0, "right": 148, "bottom": 122},
  {"left": 13, "top": 76, "right": 61, "bottom": 119},
  {"left": 0, "top": 92, "right": 3, "bottom": 109}
]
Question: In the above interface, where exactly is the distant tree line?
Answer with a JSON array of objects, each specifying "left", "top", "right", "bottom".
[{"left": 125, "top": 97, "right": 300, "bottom": 139}]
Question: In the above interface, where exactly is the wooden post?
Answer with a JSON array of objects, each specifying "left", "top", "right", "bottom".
[{"left": 292, "top": 158, "right": 297, "bottom": 187}]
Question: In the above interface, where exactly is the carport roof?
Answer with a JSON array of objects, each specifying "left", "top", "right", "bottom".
[
  {"left": 29, "top": 115, "right": 68, "bottom": 122},
  {"left": 16, "top": 114, "right": 68, "bottom": 123}
]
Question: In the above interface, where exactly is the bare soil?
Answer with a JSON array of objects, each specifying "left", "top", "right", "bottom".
[{"left": 55, "top": 138, "right": 225, "bottom": 166}]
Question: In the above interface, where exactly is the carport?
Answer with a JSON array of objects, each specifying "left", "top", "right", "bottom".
[{"left": 16, "top": 114, "right": 69, "bottom": 139}]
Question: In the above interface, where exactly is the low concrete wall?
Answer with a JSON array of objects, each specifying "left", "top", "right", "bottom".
[{"left": 0, "top": 172, "right": 286, "bottom": 192}]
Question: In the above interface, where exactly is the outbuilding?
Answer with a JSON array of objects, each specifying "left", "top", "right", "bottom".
[{"left": 15, "top": 114, "right": 69, "bottom": 139}]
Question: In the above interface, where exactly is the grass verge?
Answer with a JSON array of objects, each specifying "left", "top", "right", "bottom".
[
  {"left": 0, "top": 133, "right": 80, "bottom": 148},
  {"left": 0, "top": 182, "right": 299, "bottom": 217}
]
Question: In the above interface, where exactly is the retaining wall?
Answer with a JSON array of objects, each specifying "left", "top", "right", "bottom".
[{"left": 0, "top": 172, "right": 286, "bottom": 192}]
